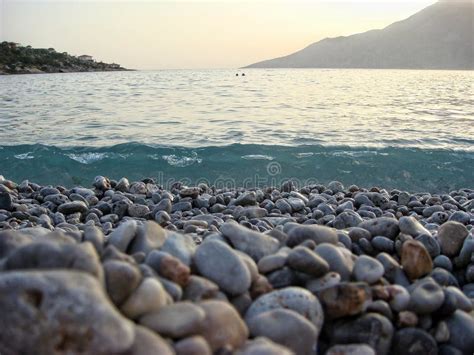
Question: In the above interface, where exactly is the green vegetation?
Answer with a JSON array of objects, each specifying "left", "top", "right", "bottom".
[{"left": 0, "top": 42, "right": 128, "bottom": 74}]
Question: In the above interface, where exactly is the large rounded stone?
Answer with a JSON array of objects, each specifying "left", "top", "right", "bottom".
[
  {"left": 399, "top": 216, "right": 431, "bottom": 237},
  {"left": 194, "top": 240, "right": 251, "bottom": 296},
  {"left": 107, "top": 220, "right": 138, "bottom": 252},
  {"left": 409, "top": 278, "right": 445, "bottom": 314},
  {"left": 129, "top": 325, "right": 175, "bottom": 355},
  {"left": 198, "top": 300, "right": 249, "bottom": 352},
  {"left": 333, "top": 211, "right": 363, "bottom": 229},
  {"left": 4, "top": 241, "right": 103, "bottom": 282},
  {"left": 236, "top": 337, "right": 293, "bottom": 355},
  {"left": 353, "top": 255, "right": 384, "bottom": 284},
  {"left": 140, "top": 302, "right": 206, "bottom": 338},
  {"left": 220, "top": 221, "right": 279, "bottom": 261},
  {"left": 358, "top": 217, "right": 399, "bottom": 239},
  {"left": 437, "top": 221, "right": 469, "bottom": 257},
  {"left": 287, "top": 246, "right": 329, "bottom": 277},
  {"left": 318, "top": 282, "right": 371, "bottom": 319},
  {"left": 331, "top": 313, "right": 393, "bottom": 355},
  {"left": 445, "top": 310, "right": 474, "bottom": 353},
  {"left": 245, "top": 287, "right": 324, "bottom": 331},
  {"left": 0, "top": 192, "right": 13, "bottom": 211},
  {"left": 183, "top": 275, "right": 219, "bottom": 302},
  {"left": 247, "top": 309, "right": 318, "bottom": 355},
  {"left": 0, "top": 270, "right": 135, "bottom": 354},
  {"left": 128, "top": 221, "right": 167, "bottom": 255},
  {"left": 160, "top": 231, "right": 196, "bottom": 266},
  {"left": 57, "top": 201, "right": 89, "bottom": 215},
  {"left": 103, "top": 260, "right": 142, "bottom": 306},
  {"left": 235, "top": 191, "right": 257, "bottom": 206},
  {"left": 120, "top": 277, "right": 169, "bottom": 319},
  {"left": 401, "top": 240, "right": 433, "bottom": 280},
  {"left": 284, "top": 223, "right": 338, "bottom": 247},
  {"left": 174, "top": 335, "right": 212, "bottom": 355},
  {"left": 314, "top": 243, "right": 353, "bottom": 281}
]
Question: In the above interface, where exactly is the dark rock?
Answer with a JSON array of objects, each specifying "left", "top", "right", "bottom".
[
  {"left": 285, "top": 223, "right": 338, "bottom": 247},
  {"left": 331, "top": 313, "right": 393, "bottom": 355},
  {"left": 358, "top": 217, "right": 399, "bottom": 239},
  {"left": 391, "top": 328, "right": 437, "bottom": 355}
]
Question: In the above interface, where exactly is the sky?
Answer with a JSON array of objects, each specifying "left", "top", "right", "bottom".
[{"left": 1, "top": 0, "right": 438, "bottom": 69}]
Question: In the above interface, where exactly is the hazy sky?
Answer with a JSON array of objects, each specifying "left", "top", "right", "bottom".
[{"left": 1, "top": 0, "right": 437, "bottom": 69}]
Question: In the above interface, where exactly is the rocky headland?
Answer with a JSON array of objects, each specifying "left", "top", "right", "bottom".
[
  {"left": 0, "top": 42, "right": 129, "bottom": 75},
  {"left": 0, "top": 175, "right": 473, "bottom": 354}
]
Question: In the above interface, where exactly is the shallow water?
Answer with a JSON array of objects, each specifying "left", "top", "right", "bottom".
[{"left": 1, "top": 69, "right": 473, "bottom": 189}]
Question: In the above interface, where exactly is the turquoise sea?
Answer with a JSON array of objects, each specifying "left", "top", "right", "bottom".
[{"left": 1, "top": 69, "right": 473, "bottom": 190}]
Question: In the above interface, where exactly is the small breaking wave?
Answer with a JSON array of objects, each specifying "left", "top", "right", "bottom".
[{"left": 0, "top": 143, "right": 472, "bottom": 191}]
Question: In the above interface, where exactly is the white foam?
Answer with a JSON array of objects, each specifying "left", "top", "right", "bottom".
[
  {"left": 241, "top": 154, "right": 274, "bottom": 161},
  {"left": 162, "top": 153, "right": 202, "bottom": 167},
  {"left": 67, "top": 152, "right": 107, "bottom": 164},
  {"left": 14, "top": 152, "right": 34, "bottom": 160}
]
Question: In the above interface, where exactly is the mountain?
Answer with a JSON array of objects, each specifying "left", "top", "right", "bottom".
[
  {"left": 0, "top": 42, "right": 129, "bottom": 75},
  {"left": 246, "top": 1, "right": 474, "bottom": 70}
]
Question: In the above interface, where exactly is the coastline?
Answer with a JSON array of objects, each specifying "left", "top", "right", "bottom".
[
  {"left": 1, "top": 175, "right": 473, "bottom": 353},
  {"left": 0, "top": 68, "right": 134, "bottom": 75}
]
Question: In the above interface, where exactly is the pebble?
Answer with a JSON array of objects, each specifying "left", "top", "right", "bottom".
[
  {"left": 353, "top": 255, "right": 384, "bottom": 284},
  {"left": 326, "top": 344, "right": 376, "bottom": 355},
  {"left": 57, "top": 200, "right": 89, "bottom": 215},
  {"left": 306, "top": 272, "right": 341, "bottom": 293},
  {"left": 0, "top": 192, "right": 13, "bottom": 211},
  {"left": 183, "top": 275, "right": 219, "bottom": 301},
  {"left": 391, "top": 328, "right": 438, "bottom": 355},
  {"left": 331, "top": 313, "right": 394, "bottom": 355},
  {"left": 408, "top": 277, "right": 445, "bottom": 314},
  {"left": 314, "top": 243, "right": 354, "bottom": 281},
  {"left": 107, "top": 219, "right": 138, "bottom": 252},
  {"left": 333, "top": 211, "right": 363, "bottom": 229},
  {"left": 285, "top": 223, "right": 339, "bottom": 246},
  {"left": 246, "top": 308, "right": 318, "bottom": 355},
  {"left": 139, "top": 301, "right": 205, "bottom": 338},
  {"left": 174, "top": 336, "right": 212, "bottom": 355},
  {"left": 236, "top": 337, "right": 293, "bottom": 355},
  {"left": 401, "top": 240, "right": 433, "bottom": 280},
  {"left": 287, "top": 246, "right": 330, "bottom": 277},
  {"left": 437, "top": 221, "right": 469, "bottom": 257},
  {"left": 318, "top": 282, "right": 371, "bottom": 319},
  {"left": 104, "top": 260, "right": 142, "bottom": 306},
  {"left": 371, "top": 236, "right": 394, "bottom": 253},
  {"left": 445, "top": 310, "right": 474, "bottom": 353},
  {"left": 220, "top": 221, "right": 279, "bottom": 261},
  {"left": 0, "top": 177, "right": 473, "bottom": 354},
  {"left": 257, "top": 252, "right": 288, "bottom": 274},
  {"left": 129, "top": 326, "right": 175, "bottom": 355},
  {"left": 120, "top": 277, "right": 170, "bottom": 319},
  {"left": 198, "top": 300, "right": 249, "bottom": 352},
  {"left": 245, "top": 287, "right": 324, "bottom": 331},
  {"left": 0, "top": 270, "right": 135, "bottom": 354},
  {"left": 194, "top": 240, "right": 251, "bottom": 296},
  {"left": 358, "top": 217, "right": 400, "bottom": 239}
]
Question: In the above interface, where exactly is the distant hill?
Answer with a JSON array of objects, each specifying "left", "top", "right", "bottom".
[
  {"left": 246, "top": 1, "right": 474, "bottom": 70},
  {"left": 0, "top": 42, "right": 129, "bottom": 74}
]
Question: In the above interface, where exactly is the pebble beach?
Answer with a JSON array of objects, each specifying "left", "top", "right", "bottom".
[{"left": 1, "top": 174, "right": 473, "bottom": 354}]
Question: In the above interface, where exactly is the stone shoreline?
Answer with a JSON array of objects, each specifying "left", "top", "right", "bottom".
[{"left": 0, "top": 175, "right": 473, "bottom": 354}]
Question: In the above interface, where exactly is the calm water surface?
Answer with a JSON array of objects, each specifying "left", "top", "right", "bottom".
[{"left": 1, "top": 69, "right": 473, "bottom": 190}]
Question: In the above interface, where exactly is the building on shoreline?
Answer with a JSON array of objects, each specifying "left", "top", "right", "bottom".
[{"left": 78, "top": 55, "right": 94, "bottom": 62}]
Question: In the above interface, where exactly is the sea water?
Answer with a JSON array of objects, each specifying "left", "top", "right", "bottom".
[{"left": 1, "top": 69, "right": 473, "bottom": 190}]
